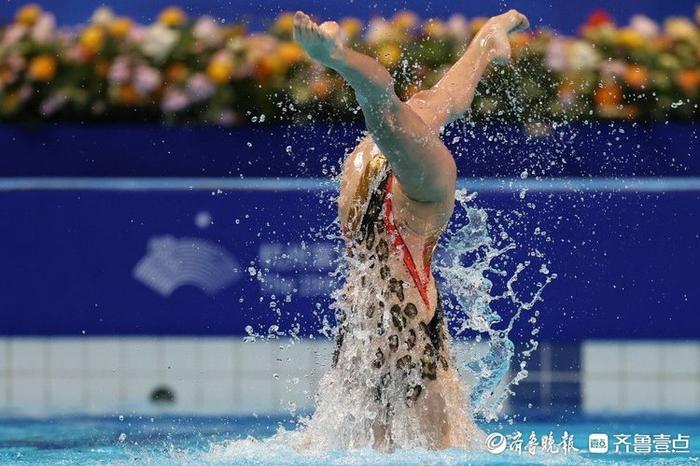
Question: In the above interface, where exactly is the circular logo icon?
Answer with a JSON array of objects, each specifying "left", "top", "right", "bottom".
[{"left": 485, "top": 432, "right": 507, "bottom": 454}]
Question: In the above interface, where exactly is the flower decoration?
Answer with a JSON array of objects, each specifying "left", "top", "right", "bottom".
[
  {"left": 27, "top": 54, "right": 57, "bottom": 81},
  {"left": 15, "top": 4, "right": 42, "bottom": 27},
  {"left": 0, "top": 5, "right": 697, "bottom": 124},
  {"left": 158, "top": 6, "right": 187, "bottom": 28}
]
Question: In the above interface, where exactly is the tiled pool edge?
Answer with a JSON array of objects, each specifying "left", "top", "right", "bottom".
[{"left": 0, "top": 338, "right": 698, "bottom": 417}]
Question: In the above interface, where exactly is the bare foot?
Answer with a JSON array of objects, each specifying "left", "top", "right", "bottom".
[
  {"left": 476, "top": 9, "right": 530, "bottom": 63},
  {"left": 293, "top": 11, "right": 344, "bottom": 67}
]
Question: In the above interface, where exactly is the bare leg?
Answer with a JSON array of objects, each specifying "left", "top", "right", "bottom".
[
  {"left": 408, "top": 10, "right": 529, "bottom": 130},
  {"left": 294, "top": 11, "right": 529, "bottom": 202},
  {"left": 294, "top": 12, "right": 455, "bottom": 203}
]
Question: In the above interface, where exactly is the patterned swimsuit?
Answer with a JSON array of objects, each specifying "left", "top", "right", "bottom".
[
  {"left": 301, "top": 153, "right": 481, "bottom": 451},
  {"left": 332, "top": 154, "right": 451, "bottom": 412}
]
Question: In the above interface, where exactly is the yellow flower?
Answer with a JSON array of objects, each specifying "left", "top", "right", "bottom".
[
  {"left": 392, "top": 11, "right": 418, "bottom": 30},
  {"left": 256, "top": 54, "right": 284, "bottom": 80},
  {"left": 80, "top": 26, "right": 105, "bottom": 54},
  {"left": 582, "top": 24, "right": 617, "bottom": 45},
  {"left": 616, "top": 27, "right": 645, "bottom": 48},
  {"left": 340, "top": 17, "right": 362, "bottom": 39},
  {"left": 273, "top": 12, "right": 295, "bottom": 36},
  {"left": 109, "top": 17, "right": 133, "bottom": 39},
  {"left": 28, "top": 54, "right": 57, "bottom": 81},
  {"left": 470, "top": 17, "right": 488, "bottom": 34},
  {"left": 377, "top": 43, "right": 401, "bottom": 68},
  {"left": 225, "top": 24, "right": 247, "bottom": 39},
  {"left": 206, "top": 55, "right": 234, "bottom": 84},
  {"left": 510, "top": 32, "right": 530, "bottom": 52},
  {"left": 423, "top": 19, "right": 447, "bottom": 38},
  {"left": 158, "top": 6, "right": 186, "bottom": 28},
  {"left": 277, "top": 42, "right": 305, "bottom": 66},
  {"left": 664, "top": 17, "right": 697, "bottom": 41},
  {"left": 15, "top": 4, "right": 42, "bottom": 26}
]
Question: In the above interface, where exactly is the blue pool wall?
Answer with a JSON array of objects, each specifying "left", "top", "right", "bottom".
[
  {"left": 1, "top": 183, "right": 698, "bottom": 340},
  {"left": 0, "top": 123, "right": 699, "bottom": 341},
  {"left": 1, "top": 122, "right": 698, "bottom": 178}
]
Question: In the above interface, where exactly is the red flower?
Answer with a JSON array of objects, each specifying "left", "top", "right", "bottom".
[{"left": 584, "top": 9, "right": 614, "bottom": 28}]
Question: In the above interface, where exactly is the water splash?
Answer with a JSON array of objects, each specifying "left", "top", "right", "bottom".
[
  {"left": 435, "top": 189, "right": 555, "bottom": 421},
  {"left": 238, "top": 49, "right": 561, "bottom": 448}
]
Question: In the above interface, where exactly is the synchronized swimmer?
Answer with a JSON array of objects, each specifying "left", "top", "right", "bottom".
[{"left": 292, "top": 9, "right": 529, "bottom": 450}]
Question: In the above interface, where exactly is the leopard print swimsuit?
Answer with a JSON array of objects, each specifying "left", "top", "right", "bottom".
[
  {"left": 332, "top": 154, "right": 451, "bottom": 411},
  {"left": 301, "top": 153, "right": 481, "bottom": 451}
]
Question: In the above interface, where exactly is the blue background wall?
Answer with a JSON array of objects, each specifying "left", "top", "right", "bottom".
[
  {"left": 1, "top": 123, "right": 698, "bottom": 178},
  {"left": 1, "top": 183, "right": 698, "bottom": 340},
  {"left": 1, "top": 0, "right": 698, "bottom": 33},
  {"left": 0, "top": 122, "right": 699, "bottom": 340}
]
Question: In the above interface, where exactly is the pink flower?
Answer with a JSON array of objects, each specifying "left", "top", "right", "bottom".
[
  {"left": 558, "top": 87, "right": 576, "bottom": 106},
  {"left": 447, "top": 14, "right": 470, "bottom": 40},
  {"left": 187, "top": 73, "right": 215, "bottom": 101},
  {"left": 31, "top": 13, "right": 56, "bottom": 43},
  {"left": 134, "top": 65, "right": 161, "bottom": 95},
  {"left": 18, "top": 84, "right": 32, "bottom": 102},
  {"left": 108, "top": 56, "right": 131, "bottom": 84},
  {"left": 64, "top": 44, "right": 83, "bottom": 63},
  {"left": 193, "top": 16, "right": 223, "bottom": 47},
  {"left": 244, "top": 34, "right": 279, "bottom": 63},
  {"left": 599, "top": 59, "right": 627, "bottom": 78},
  {"left": 2, "top": 24, "right": 27, "bottom": 47},
  {"left": 6, "top": 53, "right": 27, "bottom": 73},
  {"left": 40, "top": 92, "right": 68, "bottom": 116},
  {"left": 545, "top": 37, "right": 567, "bottom": 71},
  {"left": 161, "top": 87, "right": 190, "bottom": 112},
  {"left": 56, "top": 28, "right": 77, "bottom": 44},
  {"left": 629, "top": 15, "right": 659, "bottom": 38},
  {"left": 127, "top": 25, "right": 147, "bottom": 44}
]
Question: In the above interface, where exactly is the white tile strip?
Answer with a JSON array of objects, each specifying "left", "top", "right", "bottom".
[
  {"left": 0, "top": 337, "right": 336, "bottom": 416},
  {"left": 582, "top": 340, "right": 700, "bottom": 415},
  {"left": 2, "top": 176, "right": 700, "bottom": 192},
  {"left": 1, "top": 338, "right": 698, "bottom": 416}
]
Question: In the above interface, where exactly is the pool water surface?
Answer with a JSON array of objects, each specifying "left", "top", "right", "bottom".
[{"left": 1, "top": 415, "right": 698, "bottom": 465}]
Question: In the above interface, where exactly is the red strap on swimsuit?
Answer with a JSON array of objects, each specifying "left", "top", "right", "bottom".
[{"left": 383, "top": 175, "right": 432, "bottom": 308}]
